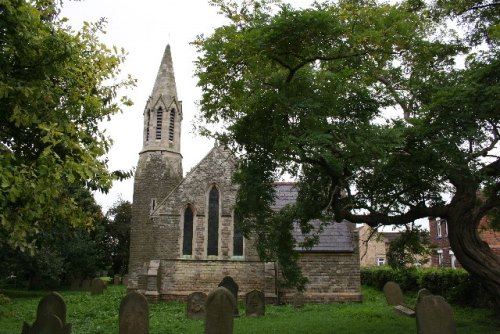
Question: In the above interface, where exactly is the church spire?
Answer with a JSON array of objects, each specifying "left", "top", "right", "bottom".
[
  {"left": 150, "top": 44, "right": 178, "bottom": 104},
  {"left": 141, "top": 44, "right": 182, "bottom": 154}
]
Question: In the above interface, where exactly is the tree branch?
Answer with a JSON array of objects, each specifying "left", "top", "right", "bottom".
[{"left": 377, "top": 76, "right": 411, "bottom": 120}]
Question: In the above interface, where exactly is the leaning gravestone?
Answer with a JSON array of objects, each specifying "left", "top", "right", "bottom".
[
  {"left": 416, "top": 295, "right": 456, "bottom": 334},
  {"left": 205, "top": 287, "right": 236, "bottom": 334},
  {"left": 119, "top": 291, "right": 149, "bottom": 334},
  {"left": 90, "top": 278, "right": 105, "bottom": 295},
  {"left": 218, "top": 276, "right": 239, "bottom": 316},
  {"left": 245, "top": 290, "right": 265, "bottom": 317},
  {"left": 187, "top": 292, "right": 207, "bottom": 320},
  {"left": 22, "top": 292, "right": 72, "bottom": 334},
  {"left": 383, "top": 281, "right": 405, "bottom": 306},
  {"left": 292, "top": 292, "right": 305, "bottom": 308},
  {"left": 416, "top": 288, "right": 433, "bottom": 305}
]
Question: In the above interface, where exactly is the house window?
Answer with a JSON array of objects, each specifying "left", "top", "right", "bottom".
[
  {"left": 168, "top": 108, "right": 175, "bottom": 141},
  {"left": 155, "top": 107, "right": 163, "bottom": 139},
  {"left": 233, "top": 211, "right": 244, "bottom": 257},
  {"left": 443, "top": 220, "right": 448, "bottom": 237},
  {"left": 437, "top": 249, "right": 443, "bottom": 266},
  {"left": 449, "top": 250, "right": 456, "bottom": 269},
  {"left": 207, "top": 186, "right": 219, "bottom": 256},
  {"left": 437, "top": 220, "right": 442, "bottom": 238},
  {"left": 377, "top": 257, "right": 385, "bottom": 266},
  {"left": 182, "top": 206, "right": 193, "bottom": 256}
]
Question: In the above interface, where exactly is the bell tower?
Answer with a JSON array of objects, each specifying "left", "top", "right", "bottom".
[{"left": 128, "top": 45, "right": 183, "bottom": 285}]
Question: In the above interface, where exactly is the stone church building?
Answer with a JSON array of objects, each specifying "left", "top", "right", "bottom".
[{"left": 127, "top": 45, "right": 361, "bottom": 303}]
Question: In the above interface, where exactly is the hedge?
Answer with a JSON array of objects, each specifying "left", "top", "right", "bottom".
[{"left": 361, "top": 267, "right": 490, "bottom": 308}]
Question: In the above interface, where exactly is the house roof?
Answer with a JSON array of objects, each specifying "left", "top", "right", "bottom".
[{"left": 272, "top": 183, "right": 354, "bottom": 253}]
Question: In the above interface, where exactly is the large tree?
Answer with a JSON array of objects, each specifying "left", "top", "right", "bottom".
[
  {"left": 0, "top": 0, "right": 133, "bottom": 250},
  {"left": 194, "top": 0, "right": 500, "bottom": 308}
]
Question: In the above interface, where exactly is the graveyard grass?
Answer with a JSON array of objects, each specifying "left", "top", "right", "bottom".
[{"left": 0, "top": 286, "right": 498, "bottom": 334}]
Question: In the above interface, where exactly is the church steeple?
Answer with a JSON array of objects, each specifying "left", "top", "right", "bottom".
[{"left": 141, "top": 44, "right": 182, "bottom": 154}]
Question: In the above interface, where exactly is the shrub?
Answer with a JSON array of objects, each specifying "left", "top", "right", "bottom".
[{"left": 361, "top": 266, "right": 488, "bottom": 307}]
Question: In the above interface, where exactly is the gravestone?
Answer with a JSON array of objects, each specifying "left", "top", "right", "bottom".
[
  {"left": 416, "top": 288, "right": 433, "bottom": 304},
  {"left": 119, "top": 291, "right": 149, "bottom": 334},
  {"left": 218, "top": 276, "right": 239, "bottom": 316},
  {"left": 383, "top": 281, "right": 404, "bottom": 306},
  {"left": 114, "top": 275, "right": 122, "bottom": 285},
  {"left": 90, "top": 278, "right": 105, "bottom": 295},
  {"left": 416, "top": 295, "right": 456, "bottom": 334},
  {"left": 21, "top": 292, "right": 71, "bottom": 334},
  {"left": 22, "top": 314, "right": 64, "bottom": 334},
  {"left": 245, "top": 290, "right": 265, "bottom": 317},
  {"left": 205, "top": 287, "right": 236, "bottom": 334},
  {"left": 292, "top": 292, "right": 305, "bottom": 308},
  {"left": 187, "top": 292, "right": 207, "bottom": 320},
  {"left": 81, "top": 279, "right": 91, "bottom": 291}
]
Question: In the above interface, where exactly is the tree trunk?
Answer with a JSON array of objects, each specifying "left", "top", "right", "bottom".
[{"left": 447, "top": 210, "right": 500, "bottom": 312}]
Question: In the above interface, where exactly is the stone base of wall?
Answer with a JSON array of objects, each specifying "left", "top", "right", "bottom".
[{"left": 283, "top": 292, "right": 362, "bottom": 303}]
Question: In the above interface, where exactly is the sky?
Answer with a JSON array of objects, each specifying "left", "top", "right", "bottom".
[{"left": 60, "top": 0, "right": 313, "bottom": 212}]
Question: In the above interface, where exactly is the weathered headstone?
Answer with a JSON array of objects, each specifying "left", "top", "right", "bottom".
[
  {"left": 292, "top": 292, "right": 305, "bottom": 308},
  {"left": 36, "top": 292, "right": 67, "bottom": 323},
  {"left": 81, "top": 279, "right": 91, "bottom": 291},
  {"left": 23, "top": 314, "right": 64, "bottom": 334},
  {"left": 416, "top": 295, "right": 456, "bottom": 334},
  {"left": 218, "top": 276, "right": 239, "bottom": 316},
  {"left": 383, "top": 281, "right": 404, "bottom": 306},
  {"left": 114, "top": 275, "right": 122, "bottom": 285},
  {"left": 205, "top": 287, "right": 236, "bottom": 334},
  {"left": 119, "top": 291, "right": 149, "bottom": 334},
  {"left": 187, "top": 292, "right": 207, "bottom": 320},
  {"left": 245, "top": 290, "right": 265, "bottom": 317},
  {"left": 90, "top": 278, "right": 105, "bottom": 295},
  {"left": 416, "top": 288, "right": 433, "bottom": 304},
  {"left": 21, "top": 292, "right": 71, "bottom": 334}
]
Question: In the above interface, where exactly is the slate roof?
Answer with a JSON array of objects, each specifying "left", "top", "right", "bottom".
[{"left": 272, "top": 182, "right": 355, "bottom": 253}]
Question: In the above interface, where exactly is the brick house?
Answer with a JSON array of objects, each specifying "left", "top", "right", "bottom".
[
  {"left": 358, "top": 224, "right": 400, "bottom": 267},
  {"left": 428, "top": 216, "right": 500, "bottom": 268},
  {"left": 127, "top": 45, "right": 361, "bottom": 303}
]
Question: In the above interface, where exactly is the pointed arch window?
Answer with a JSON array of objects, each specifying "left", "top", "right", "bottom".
[
  {"left": 207, "top": 186, "right": 219, "bottom": 256},
  {"left": 183, "top": 205, "right": 193, "bottom": 256},
  {"left": 169, "top": 108, "right": 175, "bottom": 141},
  {"left": 155, "top": 107, "right": 163, "bottom": 140},
  {"left": 233, "top": 210, "right": 244, "bottom": 257}
]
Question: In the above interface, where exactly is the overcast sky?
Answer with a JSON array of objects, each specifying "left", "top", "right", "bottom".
[{"left": 60, "top": 0, "right": 313, "bottom": 212}]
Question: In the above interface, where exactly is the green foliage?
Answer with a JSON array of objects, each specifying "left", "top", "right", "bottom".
[
  {"left": 105, "top": 199, "right": 132, "bottom": 276},
  {"left": 0, "top": 286, "right": 498, "bottom": 333},
  {"left": 0, "top": 0, "right": 134, "bottom": 250},
  {"left": 0, "top": 187, "right": 111, "bottom": 288},
  {"left": 361, "top": 267, "right": 490, "bottom": 307},
  {"left": 386, "top": 225, "right": 434, "bottom": 269}
]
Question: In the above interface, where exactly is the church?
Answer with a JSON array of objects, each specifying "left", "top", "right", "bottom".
[{"left": 127, "top": 45, "right": 361, "bottom": 303}]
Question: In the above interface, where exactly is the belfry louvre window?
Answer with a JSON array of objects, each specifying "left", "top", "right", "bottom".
[
  {"left": 168, "top": 109, "right": 175, "bottom": 141},
  {"left": 183, "top": 206, "right": 193, "bottom": 256},
  {"left": 207, "top": 186, "right": 219, "bottom": 256},
  {"left": 156, "top": 108, "right": 163, "bottom": 139}
]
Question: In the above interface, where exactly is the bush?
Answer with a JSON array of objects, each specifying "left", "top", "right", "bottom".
[{"left": 361, "top": 266, "right": 488, "bottom": 307}]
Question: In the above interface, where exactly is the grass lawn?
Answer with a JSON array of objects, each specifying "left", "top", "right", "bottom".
[{"left": 0, "top": 285, "right": 498, "bottom": 333}]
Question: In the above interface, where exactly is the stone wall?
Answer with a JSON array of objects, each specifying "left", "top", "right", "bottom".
[{"left": 157, "top": 259, "right": 272, "bottom": 300}]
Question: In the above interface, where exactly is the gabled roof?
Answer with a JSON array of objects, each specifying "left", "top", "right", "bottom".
[{"left": 272, "top": 183, "right": 355, "bottom": 253}]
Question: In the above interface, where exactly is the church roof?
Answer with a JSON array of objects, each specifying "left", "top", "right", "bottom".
[{"left": 272, "top": 182, "right": 355, "bottom": 253}]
